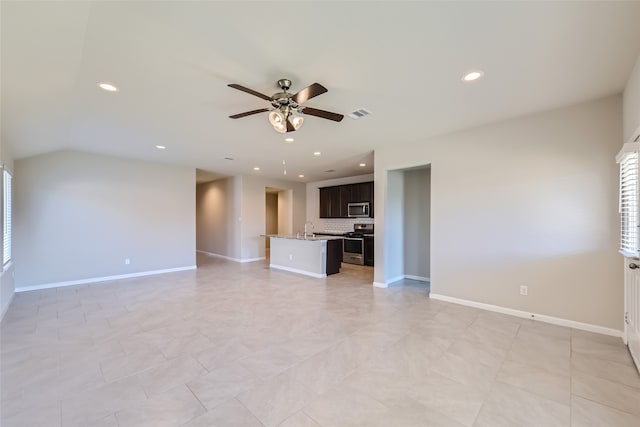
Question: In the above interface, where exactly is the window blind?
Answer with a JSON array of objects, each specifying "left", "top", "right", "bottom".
[
  {"left": 619, "top": 152, "right": 639, "bottom": 257},
  {"left": 3, "top": 169, "right": 11, "bottom": 265}
]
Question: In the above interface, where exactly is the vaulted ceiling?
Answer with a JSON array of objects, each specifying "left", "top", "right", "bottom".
[{"left": 3, "top": 1, "right": 640, "bottom": 182}]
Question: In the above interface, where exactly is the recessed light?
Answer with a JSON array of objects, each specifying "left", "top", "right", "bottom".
[
  {"left": 224, "top": 157, "right": 234, "bottom": 161},
  {"left": 298, "top": 174, "right": 304, "bottom": 178},
  {"left": 98, "top": 82, "right": 118, "bottom": 92},
  {"left": 359, "top": 163, "right": 366, "bottom": 167},
  {"left": 285, "top": 138, "right": 294, "bottom": 142},
  {"left": 462, "top": 70, "right": 484, "bottom": 82},
  {"left": 155, "top": 145, "right": 166, "bottom": 150},
  {"left": 313, "top": 152, "right": 321, "bottom": 156},
  {"left": 253, "top": 167, "right": 260, "bottom": 171}
]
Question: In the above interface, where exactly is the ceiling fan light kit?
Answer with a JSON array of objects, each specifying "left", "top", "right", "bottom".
[{"left": 228, "top": 78, "right": 344, "bottom": 133}]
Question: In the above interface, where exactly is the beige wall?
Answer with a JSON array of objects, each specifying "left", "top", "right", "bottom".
[
  {"left": 241, "top": 175, "right": 306, "bottom": 261},
  {"left": 265, "top": 193, "right": 278, "bottom": 249},
  {"left": 403, "top": 167, "right": 431, "bottom": 280},
  {"left": 623, "top": 54, "right": 640, "bottom": 142},
  {"left": 196, "top": 176, "right": 242, "bottom": 259},
  {"left": 375, "top": 95, "right": 623, "bottom": 330},
  {"left": 1, "top": 140, "right": 15, "bottom": 318},
  {"left": 14, "top": 151, "right": 196, "bottom": 288}
]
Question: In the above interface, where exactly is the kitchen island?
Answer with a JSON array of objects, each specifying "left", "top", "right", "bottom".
[{"left": 267, "top": 235, "right": 343, "bottom": 278}]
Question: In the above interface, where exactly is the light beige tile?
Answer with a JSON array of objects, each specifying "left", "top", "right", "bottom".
[
  {"left": 61, "top": 376, "right": 147, "bottom": 427},
  {"left": 362, "top": 399, "right": 466, "bottom": 427},
  {"left": 100, "top": 346, "right": 167, "bottom": 382},
  {"left": 303, "top": 383, "right": 388, "bottom": 427},
  {"left": 115, "top": 384, "right": 205, "bottom": 427},
  {"left": 572, "top": 335, "right": 635, "bottom": 366},
  {"left": 3, "top": 258, "right": 635, "bottom": 427},
  {"left": 571, "top": 351, "right": 640, "bottom": 389},
  {"left": 472, "top": 311, "right": 521, "bottom": 337},
  {"left": 405, "top": 371, "right": 485, "bottom": 427},
  {"left": 277, "top": 411, "right": 322, "bottom": 427},
  {"left": 519, "top": 319, "right": 571, "bottom": 340},
  {"left": 571, "top": 395, "right": 640, "bottom": 427},
  {"left": 0, "top": 401, "right": 61, "bottom": 427},
  {"left": 290, "top": 339, "right": 357, "bottom": 395},
  {"left": 193, "top": 338, "right": 253, "bottom": 371},
  {"left": 429, "top": 350, "right": 499, "bottom": 392},
  {"left": 237, "top": 346, "right": 301, "bottom": 379},
  {"left": 474, "top": 382, "right": 570, "bottom": 427},
  {"left": 187, "top": 362, "right": 262, "bottom": 410},
  {"left": 182, "top": 398, "right": 263, "bottom": 427},
  {"left": 496, "top": 358, "right": 570, "bottom": 404},
  {"left": 237, "top": 370, "right": 315, "bottom": 427},
  {"left": 447, "top": 336, "right": 508, "bottom": 369},
  {"left": 160, "top": 332, "right": 215, "bottom": 359},
  {"left": 137, "top": 355, "right": 207, "bottom": 396},
  {"left": 572, "top": 371, "right": 640, "bottom": 416}
]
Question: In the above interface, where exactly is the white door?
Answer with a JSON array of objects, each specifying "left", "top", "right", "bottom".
[{"left": 624, "top": 257, "right": 640, "bottom": 372}]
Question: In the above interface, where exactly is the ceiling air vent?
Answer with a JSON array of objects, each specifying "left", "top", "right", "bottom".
[
  {"left": 348, "top": 108, "right": 372, "bottom": 120},
  {"left": 324, "top": 169, "right": 336, "bottom": 173}
]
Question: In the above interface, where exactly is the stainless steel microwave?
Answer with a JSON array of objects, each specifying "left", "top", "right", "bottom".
[{"left": 348, "top": 202, "right": 370, "bottom": 218}]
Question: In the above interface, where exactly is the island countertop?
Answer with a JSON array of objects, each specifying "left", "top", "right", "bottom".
[{"left": 262, "top": 234, "right": 344, "bottom": 241}]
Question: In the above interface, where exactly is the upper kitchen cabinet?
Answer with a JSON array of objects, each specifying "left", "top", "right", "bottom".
[
  {"left": 319, "top": 181, "right": 374, "bottom": 218},
  {"left": 319, "top": 187, "right": 332, "bottom": 218}
]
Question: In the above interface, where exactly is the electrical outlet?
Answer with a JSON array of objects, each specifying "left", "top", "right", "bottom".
[
  {"left": 289, "top": 254, "right": 293, "bottom": 261},
  {"left": 125, "top": 258, "right": 130, "bottom": 265},
  {"left": 520, "top": 285, "right": 528, "bottom": 296}
]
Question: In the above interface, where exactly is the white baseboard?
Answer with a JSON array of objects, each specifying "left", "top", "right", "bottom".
[
  {"left": 373, "top": 282, "right": 388, "bottom": 288},
  {"left": 197, "top": 250, "right": 264, "bottom": 263},
  {"left": 269, "top": 264, "right": 326, "bottom": 279},
  {"left": 430, "top": 293, "right": 623, "bottom": 338},
  {"left": 404, "top": 275, "right": 430, "bottom": 282},
  {"left": 387, "top": 275, "right": 405, "bottom": 285},
  {"left": 15, "top": 265, "right": 198, "bottom": 293},
  {"left": 241, "top": 257, "right": 266, "bottom": 263}
]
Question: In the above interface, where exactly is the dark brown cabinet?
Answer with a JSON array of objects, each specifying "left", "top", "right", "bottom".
[
  {"left": 319, "top": 187, "right": 332, "bottom": 218},
  {"left": 326, "top": 239, "right": 344, "bottom": 275},
  {"left": 319, "top": 181, "right": 374, "bottom": 218},
  {"left": 364, "top": 236, "right": 374, "bottom": 266}
]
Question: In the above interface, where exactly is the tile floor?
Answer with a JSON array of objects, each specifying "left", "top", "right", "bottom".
[{"left": 1, "top": 253, "right": 639, "bottom": 426}]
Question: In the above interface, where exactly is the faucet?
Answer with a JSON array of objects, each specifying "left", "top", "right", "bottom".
[{"left": 304, "top": 221, "right": 314, "bottom": 238}]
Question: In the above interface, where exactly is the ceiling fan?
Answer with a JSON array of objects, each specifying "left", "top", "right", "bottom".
[{"left": 228, "top": 78, "right": 344, "bottom": 133}]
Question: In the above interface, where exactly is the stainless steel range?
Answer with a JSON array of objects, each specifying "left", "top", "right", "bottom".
[{"left": 343, "top": 223, "right": 374, "bottom": 265}]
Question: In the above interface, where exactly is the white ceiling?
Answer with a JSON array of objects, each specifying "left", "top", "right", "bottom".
[{"left": 3, "top": 1, "right": 640, "bottom": 182}]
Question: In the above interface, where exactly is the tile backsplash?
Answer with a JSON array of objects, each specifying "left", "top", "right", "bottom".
[{"left": 314, "top": 217, "right": 375, "bottom": 233}]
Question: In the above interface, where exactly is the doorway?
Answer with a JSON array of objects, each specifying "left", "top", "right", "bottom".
[
  {"left": 386, "top": 166, "right": 431, "bottom": 289},
  {"left": 265, "top": 187, "right": 293, "bottom": 262}
]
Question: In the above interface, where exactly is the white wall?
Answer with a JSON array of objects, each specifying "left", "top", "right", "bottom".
[
  {"left": 375, "top": 95, "right": 623, "bottom": 330},
  {"left": 306, "top": 173, "right": 374, "bottom": 233},
  {"left": 1, "top": 140, "right": 15, "bottom": 319},
  {"left": 382, "top": 170, "right": 405, "bottom": 285},
  {"left": 403, "top": 167, "right": 431, "bottom": 280},
  {"left": 196, "top": 176, "right": 242, "bottom": 259},
  {"left": 623, "top": 53, "right": 640, "bottom": 142},
  {"left": 14, "top": 151, "right": 196, "bottom": 288}
]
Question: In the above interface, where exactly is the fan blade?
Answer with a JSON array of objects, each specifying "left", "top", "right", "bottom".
[
  {"left": 228, "top": 84, "right": 272, "bottom": 101},
  {"left": 292, "top": 83, "right": 327, "bottom": 104},
  {"left": 301, "top": 107, "right": 344, "bottom": 122},
  {"left": 286, "top": 118, "right": 296, "bottom": 132},
  {"left": 229, "top": 108, "right": 269, "bottom": 119}
]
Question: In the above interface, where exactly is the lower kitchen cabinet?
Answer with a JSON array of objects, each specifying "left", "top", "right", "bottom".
[{"left": 364, "top": 236, "right": 374, "bottom": 266}]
